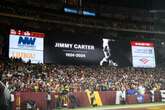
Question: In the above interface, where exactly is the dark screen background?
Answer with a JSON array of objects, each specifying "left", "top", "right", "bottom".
[{"left": 44, "top": 31, "right": 131, "bottom": 66}]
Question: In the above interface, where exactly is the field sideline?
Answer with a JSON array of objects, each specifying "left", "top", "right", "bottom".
[{"left": 54, "top": 103, "right": 165, "bottom": 110}]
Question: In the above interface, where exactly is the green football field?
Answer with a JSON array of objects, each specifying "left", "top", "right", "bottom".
[{"left": 55, "top": 103, "right": 165, "bottom": 110}]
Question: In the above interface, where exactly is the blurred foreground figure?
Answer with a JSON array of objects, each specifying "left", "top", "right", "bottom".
[
  {"left": 100, "top": 38, "right": 118, "bottom": 66},
  {"left": 0, "top": 81, "right": 11, "bottom": 110}
]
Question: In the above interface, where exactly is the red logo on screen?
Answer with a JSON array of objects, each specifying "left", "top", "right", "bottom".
[{"left": 139, "top": 58, "right": 149, "bottom": 64}]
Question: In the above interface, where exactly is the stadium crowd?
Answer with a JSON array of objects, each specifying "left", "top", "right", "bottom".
[{"left": 0, "top": 58, "right": 165, "bottom": 94}]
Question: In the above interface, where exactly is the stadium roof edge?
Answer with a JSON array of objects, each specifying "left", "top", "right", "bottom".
[{"left": 0, "top": 12, "right": 165, "bottom": 35}]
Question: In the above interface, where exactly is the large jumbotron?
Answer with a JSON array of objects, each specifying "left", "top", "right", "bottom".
[{"left": 0, "top": 0, "right": 165, "bottom": 110}]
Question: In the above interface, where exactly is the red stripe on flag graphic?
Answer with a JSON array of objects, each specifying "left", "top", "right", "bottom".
[{"left": 139, "top": 58, "right": 149, "bottom": 64}]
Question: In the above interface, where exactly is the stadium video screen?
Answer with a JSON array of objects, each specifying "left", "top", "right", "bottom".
[
  {"left": 82, "top": 0, "right": 97, "bottom": 16},
  {"left": 44, "top": 32, "right": 131, "bottom": 66},
  {"left": 64, "top": 0, "right": 96, "bottom": 16},
  {"left": 9, "top": 29, "right": 45, "bottom": 63},
  {"left": 131, "top": 41, "right": 156, "bottom": 68}
]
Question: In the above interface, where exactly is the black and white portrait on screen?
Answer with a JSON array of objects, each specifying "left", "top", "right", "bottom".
[{"left": 100, "top": 38, "right": 118, "bottom": 66}]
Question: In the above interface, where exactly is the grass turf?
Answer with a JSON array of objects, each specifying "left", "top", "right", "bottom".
[{"left": 55, "top": 103, "right": 165, "bottom": 110}]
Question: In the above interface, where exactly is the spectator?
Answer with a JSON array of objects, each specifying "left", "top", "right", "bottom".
[{"left": 0, "top": 58, "right": 165, "bottom": 94}]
